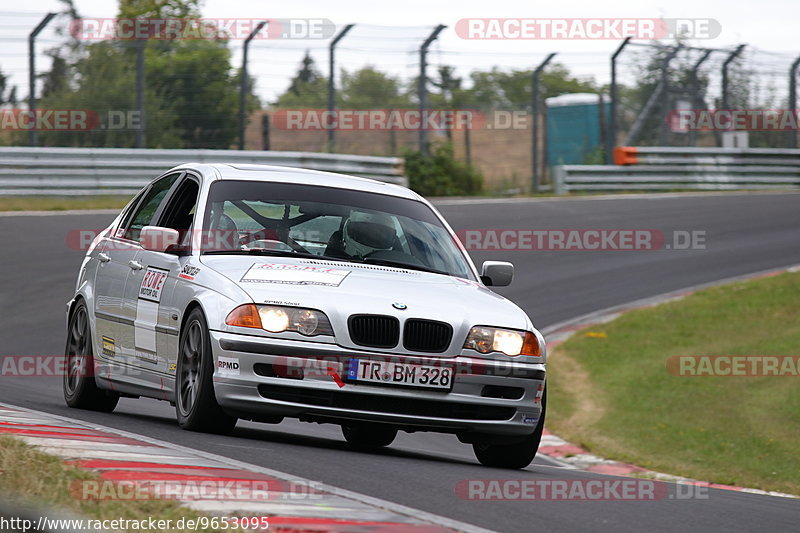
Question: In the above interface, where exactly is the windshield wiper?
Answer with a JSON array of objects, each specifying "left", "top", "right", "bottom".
[{"left": 359, "top": 257, "right": 448, "bottom": 276}]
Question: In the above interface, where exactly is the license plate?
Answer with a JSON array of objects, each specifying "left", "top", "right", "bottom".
[{"left": 345, "top": 359, "right": 454, "bottom": 391}]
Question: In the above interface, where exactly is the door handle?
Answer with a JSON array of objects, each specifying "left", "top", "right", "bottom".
[
  {"left": 128, "top": 260, "right": 144, "bottom": 271},
  {"left": 98, "top": 252, "right": 110, "bottom": 263}
]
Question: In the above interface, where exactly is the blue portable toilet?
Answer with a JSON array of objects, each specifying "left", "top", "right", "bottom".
[{"left": 546, "top": 93, "right": 609, "bottom": 167}]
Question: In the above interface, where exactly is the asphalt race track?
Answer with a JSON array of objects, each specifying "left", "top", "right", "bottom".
[{"left": 1, "top": 192, "right": 799, "bottom": 532}]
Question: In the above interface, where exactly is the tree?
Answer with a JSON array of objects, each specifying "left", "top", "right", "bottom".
[
  {"left": 40, "top": 52, "right": 69, "bottom": 100},
  {"left": 339, "top": 66, "right": 410, "bottom": 109},
  {"left": 464, "top": 64, "right": 598, "bottom": 110},
  {"left": 273, "top": 52, "right": 327, "bottom": 108},
  {"left": 146, "top": 39, "right": 246, "bottom": 148},
  {"left": 33, "top": 0, "right": 255, "bottom": 149},
  {"left": 117, "top": 0, "right": 201, "bottom": 19},
  {"left": 0, "top": 67, "right": 16, "bottom": 105}
]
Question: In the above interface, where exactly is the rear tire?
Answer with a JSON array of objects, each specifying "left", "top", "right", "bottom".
[
  {"left": 473, "top": 389, "right": 546, "bottom": 469},
  {"left": 342, "top": 424, "right": 398, "bottom": 450},
  {"left": 63, "top": 301, "right": 119, "bottom": 413},
  {"left": 176, "top": 308, "right": 237, "bottom": 434}
]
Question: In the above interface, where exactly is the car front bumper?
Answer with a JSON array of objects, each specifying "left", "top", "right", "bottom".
[{"left": 209, "top": 331, "right": 546, "bottom": 436}]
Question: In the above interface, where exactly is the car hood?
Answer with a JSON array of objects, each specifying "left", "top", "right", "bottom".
[{"left": 200, "top": 255, "right": 532, "bottom": 345}]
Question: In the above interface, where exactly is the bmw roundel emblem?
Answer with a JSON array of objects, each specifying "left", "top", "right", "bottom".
[{"left": 392, "top": 302, "right": 407, "bottom": 310}]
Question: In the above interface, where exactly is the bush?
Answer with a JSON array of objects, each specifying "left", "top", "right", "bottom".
[{"left": 404, "top": 144, "right": 483, "bottom": 196}]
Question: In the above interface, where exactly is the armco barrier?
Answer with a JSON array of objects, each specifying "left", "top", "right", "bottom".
[
  {"left": 553, "top": 146, "right": 800, "bottom": 193},
  {"left": 0, "top": 147, "right": 407, "bottom": 195}
]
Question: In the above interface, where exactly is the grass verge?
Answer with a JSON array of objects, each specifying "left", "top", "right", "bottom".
[
  {"left": 0, "top": 196, "right": 133, "bottom": 212},
  {"left": 0, "top": 435, "right": 242, "bottom": 532},
  {"left": 547, "top": 270, "right": 800, "bottom": 495}
]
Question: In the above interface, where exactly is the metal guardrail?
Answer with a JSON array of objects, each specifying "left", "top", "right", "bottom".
[
  {"left": 0, "top": 147, "right": 407, "bottom": 195},
  {"left": 553, "top": 146, "right": 800, "bottom": 193},
  {"left": 613, "top": 146, "right": 800, "bottom": 166}
]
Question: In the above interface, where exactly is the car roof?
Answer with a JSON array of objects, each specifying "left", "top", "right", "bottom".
[{"left": 170, "top": 163, "right": 423, "bottom": 202}]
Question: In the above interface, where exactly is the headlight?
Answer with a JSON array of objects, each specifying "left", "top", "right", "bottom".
[
  {"left": 226, "top": 304, "right": 334, "bottom": 337},
  {"left": 463, "top": 326, "right": 541, "bottom": 357}
]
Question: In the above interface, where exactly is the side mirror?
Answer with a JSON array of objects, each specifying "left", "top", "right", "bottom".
[
  {"left": 140, "top": 226, "right": 180, "bottom": 253},
  {"left": 481, "top": 261, "right": 513, "bottom": 287}
]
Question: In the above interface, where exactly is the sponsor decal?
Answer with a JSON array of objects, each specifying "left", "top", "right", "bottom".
[
  {"left": 101, "top": 336, "right": 116, "bottom": 357},
  {"left": 139, "top": 266, "right": 169, "bottom": 303},
  {"left": 241, "top": 262, "right": 350, "bottom": 287},
  {"left": 522, "top": 416, "right": 538, "bottom": 424},
  {"left": 168, "top": 363, "right": 177, "bottom": 373},
  {"left": 263, "top": 299, "right": 301, "bottom": 307},
  {"left": 135, "top": 266, "right": 169, "bottom": 355},
  {"left": 178, "top": 264, "right": 201, "bottom": 280},
  {"left": 135, "top": 350, "right": 158, "bottom": 364},
  {"left": 217, "top": 356, "right": 240, "bottom": 376}
]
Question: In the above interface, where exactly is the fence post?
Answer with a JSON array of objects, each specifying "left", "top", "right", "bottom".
[
  {"left": 531, "top": 52, "right": 557, "bottom": 194},
  {"left": 788, "top": 54, "right": 800, "bottom": 148},
  {"left": 689, "top": 49, "right": 713, "bottom": 147},
  {"left": 327, "top": 24, "right": 355, "bottom": 153},
  {"left": 607, "top": 37, "right": 631, "bottom": 163},
  {"left": 239, "top": 21, "right": 267, "bottom": 151},
  {"left": 553, "top": 165, "right": 566, "bottom": 195},
  {"left": 418, "top": 25, "right": 446, "bottom": 156},
  {"left": 721, "top": 45, "right": 746, "bottom": 110},
  {"left": 27, "top": 12, "right": 57, "bottom": 147}
]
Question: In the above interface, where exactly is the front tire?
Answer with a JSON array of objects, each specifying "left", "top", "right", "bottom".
[
  {"left": 342, "top": 424, "right": 398, "bottom": 450},
  {"left": 473, "top": 389, "right": 546, "bottom": 469},
  {"left": 63, "top": 301, "right": 119, "bottom": 413},
  {"left": 175, "top": 308, "right": 237, "bottom": 434}
]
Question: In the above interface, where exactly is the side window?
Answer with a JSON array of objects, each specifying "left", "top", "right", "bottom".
[
  {"left": 124, "top": 173, "right": 180, "bottom": 242},
  {"left": 114, "top": 189, "right": 148, "bottom": 238},
  {"left": 158, "top": 178, "right": 200, "bottom": 251},
  {"left": 159, "top": 178, "right": 199, "bottom": 232}
]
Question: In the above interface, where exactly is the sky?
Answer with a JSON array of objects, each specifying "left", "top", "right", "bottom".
[{"left": 2, "top": 0, "right": 799, "bottom": 105}]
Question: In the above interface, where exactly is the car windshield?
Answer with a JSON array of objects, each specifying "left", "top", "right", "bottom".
[{"left": 201, "top": 180, "right": 476, "bottom": 280}]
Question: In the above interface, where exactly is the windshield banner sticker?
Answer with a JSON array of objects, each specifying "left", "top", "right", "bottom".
[{"left": 241, "top": 262, "right": 351, "bottom": 287}]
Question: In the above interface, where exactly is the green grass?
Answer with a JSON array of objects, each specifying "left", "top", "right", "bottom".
[
  {"left": 0, "top": 436, "right": 243, "bottom": 532},
  {"left": 547, "top": 270, "right": 800, "bottom": 495},
  {"left": 0, "top": 196, "right": 133, "bottom": 212}
]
